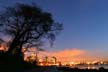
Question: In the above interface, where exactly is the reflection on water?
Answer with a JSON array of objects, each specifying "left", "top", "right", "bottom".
[{"left": 70, "top": 65, "right": 108, "bottom": 69}]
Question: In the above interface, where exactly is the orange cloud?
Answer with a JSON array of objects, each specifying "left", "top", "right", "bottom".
[
  {"left": 38, "top": 48, "right": 86, "bottom": 62},
  {"left": 38, "top": 48, "right": 108, "bottom": 62}
]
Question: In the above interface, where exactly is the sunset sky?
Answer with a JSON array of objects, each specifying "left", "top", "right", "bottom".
[{"left": 0, "top": 0, "right": 108, "bottom": 62}]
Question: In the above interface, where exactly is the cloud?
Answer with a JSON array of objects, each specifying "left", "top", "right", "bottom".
[
  {"left": 38, "top": 48, "right": 86, "bottom": 62},
  {"left": 38, "top": 48, "right": 108, "bottom": 62}
]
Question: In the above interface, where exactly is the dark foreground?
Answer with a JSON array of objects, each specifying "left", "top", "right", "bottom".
[
  {"left": 25, "top": 66, "right": 108, "bottom": 72},
  {"left": 57, "top": 66, "right": 108, "bottom": 72},
  {"left": 0, "top": 65, "right": 108, "bottom": 72}
]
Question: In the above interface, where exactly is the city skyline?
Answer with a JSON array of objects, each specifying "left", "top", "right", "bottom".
[{"left": 24, "top": 48, "right": 108, "bottom": 62}]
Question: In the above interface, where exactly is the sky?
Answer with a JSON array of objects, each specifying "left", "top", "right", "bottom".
[{"left": 0, "top": 0, "right": 108, "bottom": 62}]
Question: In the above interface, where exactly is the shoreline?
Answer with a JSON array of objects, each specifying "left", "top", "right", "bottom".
[{"left": 57, "top": 66, "right": 108, "bottom": 72}]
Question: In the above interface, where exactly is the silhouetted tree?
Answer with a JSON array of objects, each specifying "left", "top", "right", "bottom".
[{"left": 0, "top": 3, "right": 62, "bottom": 57}]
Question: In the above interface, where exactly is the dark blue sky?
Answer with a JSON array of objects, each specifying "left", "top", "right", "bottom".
[{"left": 0, "top": 0, "right": 108, "bottom": 53}]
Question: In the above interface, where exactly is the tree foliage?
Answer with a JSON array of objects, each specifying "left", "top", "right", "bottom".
[{"left": 0, "top": 3, "right": 62, "bottom": 55}]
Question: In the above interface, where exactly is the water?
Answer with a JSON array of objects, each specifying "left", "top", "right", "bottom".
[{"left": 70, "top": 65, "right": 108, "bottom": 69}]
